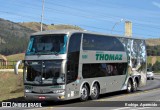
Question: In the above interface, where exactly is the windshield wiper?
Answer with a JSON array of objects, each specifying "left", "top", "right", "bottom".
[
  {"left": 52, "top": 51, "right": 59, "bottom": 55},
  {"left": 27, "top": 51, "right": 60, "bottom": 55},
  {"left": 35, "top": 51, "right": 53, "bottom": 55}
]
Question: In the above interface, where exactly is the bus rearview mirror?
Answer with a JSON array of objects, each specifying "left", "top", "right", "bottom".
[{"left": 14, "top": 60, "right": 22, "bottom": 75}]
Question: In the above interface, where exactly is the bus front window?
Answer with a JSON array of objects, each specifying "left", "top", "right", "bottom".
[
  {"left": 26, "top": 34, "right": 68, "bottom": 55},
  {"left": 24, "top": 60, "right": 65, "bottom": 85}
]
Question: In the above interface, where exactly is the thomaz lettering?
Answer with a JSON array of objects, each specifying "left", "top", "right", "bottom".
[{"left": 96, "top": 54, "right": 122, "bottom": 60}]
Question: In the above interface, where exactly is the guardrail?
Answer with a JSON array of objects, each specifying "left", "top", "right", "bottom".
[{"left": 0, "top": 61, "right": 23, "bottom": 69}]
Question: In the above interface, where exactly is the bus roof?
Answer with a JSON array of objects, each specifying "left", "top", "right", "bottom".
[{"left": 31, "top": 29, "right": 144, "bottom": 40}]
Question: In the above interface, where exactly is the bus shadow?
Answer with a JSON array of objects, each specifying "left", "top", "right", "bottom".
[
  {"left": 1, "top": 90, "right": 143, "bottom": 107},
  {"left": 43, "top": 90, "right": 143, "bottom": 107},
  {"left": 1, "top": 97, "right": 25, "bottom": 103}
]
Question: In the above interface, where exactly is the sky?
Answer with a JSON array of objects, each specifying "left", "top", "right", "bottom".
[{"left": 0, "top": 0, "right": 160, "bottom": 39}]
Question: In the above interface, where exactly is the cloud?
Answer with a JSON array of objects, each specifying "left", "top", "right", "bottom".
[{"left": 152, "top": 1, "right": 160, "bottom": 8}]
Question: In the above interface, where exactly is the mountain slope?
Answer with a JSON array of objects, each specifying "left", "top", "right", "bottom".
[
  {"left": 19, "top": 22, "right": 83, "bottom": 31},
  {"left": 0, "top": 18, "right": 35, "bottom": 55},
  {"left": 145, "top": 38, "right": 160, "bottom": 46},
  {"left": 0, "top": 19, "right": 83, "bottom": 55}
]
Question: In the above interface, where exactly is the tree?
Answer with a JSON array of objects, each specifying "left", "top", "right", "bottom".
[
  {"left": 152, "top": 61, "right": 160, "bottom": 72},
  {"left": 147, "top": 63, "right": 152, "bottom": 70}
]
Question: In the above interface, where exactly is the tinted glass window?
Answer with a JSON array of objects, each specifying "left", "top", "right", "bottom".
[
  {"left": 26, "top": 34, "right": 67, "bottom": 55},
  {"left": 24, "top": 60, "right": 64, "bottom": 85},
  {"left": 83, "top": 34, "right": 124, "bottom": 51},
  {"left": 82, "top": 63, "right": 127, "bottom": 78},
  {"left": 67, "top": 33, "right": 81, "bottom": 83}
]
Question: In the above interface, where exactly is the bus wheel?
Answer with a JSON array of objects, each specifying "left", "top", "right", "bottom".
[
  {"left": 80, "top": 84, "right": 89, "bottom": 101},
  {"left": 90, "top": 83, "right": 99, "bottom": 100},
  {"left": 126, "top": 80, "right": 132, "bottom": 93},
  {"left": 132, "top": 80, "right": 138, "bottom": 92}
]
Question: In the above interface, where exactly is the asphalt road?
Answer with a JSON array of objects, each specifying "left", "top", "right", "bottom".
[{"left": 1, "top": 75, "right": 160, "bottom": 110}]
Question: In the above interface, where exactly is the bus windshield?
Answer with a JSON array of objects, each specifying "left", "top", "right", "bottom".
[
  {"left": 26, "top": 34, "right": 68, "bottom": 55},
  {"left": 24, "top": 60, "right": 65, "bottom": 85}
]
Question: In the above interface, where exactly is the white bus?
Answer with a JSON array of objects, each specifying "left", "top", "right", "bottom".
[{"left": 15, "top": 30, "right": 147, "bottom": 101}]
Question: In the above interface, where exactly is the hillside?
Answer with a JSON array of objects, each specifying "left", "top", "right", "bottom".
[
  {"left": 0, "top": 18, "right": 35, "bottom": 55},
  {"left": 145, "top": 38, "right": 160, "bottom": 46},
  {"left": 20, "top": 22, "right": 159, "bottom": 46},
  {"left": 0, "top": 18, "right": 83, "bottom": 55},
  {"left": 19, "top": 22, "right": 83, "bottom": 31}
]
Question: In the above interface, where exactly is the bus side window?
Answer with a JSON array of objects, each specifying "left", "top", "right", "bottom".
[{"left": 67, "top": 33, "right": 81, "bottom": 84}]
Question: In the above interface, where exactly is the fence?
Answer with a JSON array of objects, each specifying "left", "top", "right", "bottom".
[{"left": 0, "top": 61, "right": 23, "bottom": 69}]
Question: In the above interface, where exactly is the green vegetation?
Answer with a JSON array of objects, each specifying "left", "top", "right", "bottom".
[
  {"left": 147, "top": 56, "right": 160, "bottom": 73},
  {"left": 147, "top": 56, "right": 160, "bottom": 64},
  {"left": 0, "top": 72, "right": 23, "bottom": 101},
  {"left": 0, "top": 18, "right": 34, "bottom": 55},
  {"left": 147, "top": 56, "right": 152, "bottom": 64},
  {"left": 146, "top": 45, "right": 160, "bottom": 56},
  {"left": 152, "top": 61, "right": 160, "bottom": 73},
  {"left": 6, "top": 53, "right": 25, "bottom": 61},
  {"left": 0, "top": 53, "right": 24, "bottom": 69}
]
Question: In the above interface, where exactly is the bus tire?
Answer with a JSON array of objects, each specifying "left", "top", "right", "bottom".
[
  {"left": 126, "top": 80, "right": 132, "bottom": 93},
  {"left": 80, "top": 84, "right": 89, "bottom": 101},
  {"left": 90, "top": 83, "right": 99, "bottom": 100},
  {"left": 132, "top": 80, "right": 138, "bottom": 92}
]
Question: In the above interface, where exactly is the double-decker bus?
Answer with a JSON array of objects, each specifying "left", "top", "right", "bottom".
[{"left": 15, "top": 30, "right": 147, "bottom": 101}]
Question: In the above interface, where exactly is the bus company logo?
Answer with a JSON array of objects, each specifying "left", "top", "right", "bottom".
[
  {"left": 40, "top": 89, "right": 43, "bottom": 93},
  {"left": 96, "top": 54, "right": 122, "bottom": 61},
  {"left": 82, "top": 55, "right": 88, "bottom": 59}
]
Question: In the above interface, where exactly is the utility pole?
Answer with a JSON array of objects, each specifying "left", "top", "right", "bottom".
[{"left": 41, "top": 0, "right": 45, "bottom": 31}]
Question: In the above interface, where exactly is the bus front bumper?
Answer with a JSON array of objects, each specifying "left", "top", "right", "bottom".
[{"left": 24, "top": 92, "right": 66, "bottom": 101}]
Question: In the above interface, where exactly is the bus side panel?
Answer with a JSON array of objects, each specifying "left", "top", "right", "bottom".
[{"left": 80, "top": 51, "right": 128, "bottom": 93}]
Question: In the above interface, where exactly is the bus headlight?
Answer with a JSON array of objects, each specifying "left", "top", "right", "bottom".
[
  {"left": 25, "top": 89, "right": 32, "bottom": 93},
  {"left": 52, "top": 90, "right": 64, "bottom": 94}
]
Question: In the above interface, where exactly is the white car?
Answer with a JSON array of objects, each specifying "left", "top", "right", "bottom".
[{"left": 147, "top": 69, "right": 154, "bottom": 80}]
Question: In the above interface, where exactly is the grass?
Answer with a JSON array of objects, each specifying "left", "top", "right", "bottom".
[
  {"left": 0, "top": 53, "right": 25, "bottom": 69},
  {"left": 6, "top": 53, "right": 25, "bottom": 61},
  {"left": 147, "top": 56, "right": 160, "bottom": 64},
  {"left": 0, "top": 72, "right": 24, "bottom": 101},
  {"left": 146, "top": 38, "right": 160, "bottom": 46},
  {"left": 157, "top": 56, "right": 160, "bottom": 62},
  {"left": 20, "top": 22, "right": 83, "bottom": 32},
  {"left": 147, "top": 56, "right": 152, "bottom": 64}
]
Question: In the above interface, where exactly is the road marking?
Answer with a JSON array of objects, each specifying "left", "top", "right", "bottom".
[
  {"left": 111, "top": 107, "right": 131, "bottom": 110},
  {"left": 95, "top": 88, "right": 160, "bottom": 101},
  {"left": 112, "top": 107, "right": 151, "bottom": 110},
  {"left": 111, "top": 106, "right": 152, "bottom": 110},
  {"left": 130, "top": 107, "right": 151, "bottom": 110}
]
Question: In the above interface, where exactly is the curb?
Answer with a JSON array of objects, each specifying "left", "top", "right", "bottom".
[{"left": 0, "top": 69, "right": 23, "bottom": 72}]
